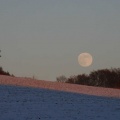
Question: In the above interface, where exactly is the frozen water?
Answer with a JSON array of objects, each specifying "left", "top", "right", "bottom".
[{"left": 0, "top": 85, "right": 120, "bottom": 120}]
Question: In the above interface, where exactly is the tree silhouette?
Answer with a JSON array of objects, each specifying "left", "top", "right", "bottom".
[
  {"left": 56, "top": 75, "right": 67, "bottom": 82},
  {"left": 66, "top": 75, "right": 77, "bottom": 84},
  {"left": 57, "top": 68, "right": 120, "bottom": 89},
  {"left": 0, "top": 50, "right": 14, "bottom": 77},
  {"left": 89, "top": 68, "right": 120, "bottom": 88},
  {"left": 0, "top": 50, "right": 1, "bottom": 57},
  {"left": 76, "top": 74, "right": 90, "bottom": 85}
]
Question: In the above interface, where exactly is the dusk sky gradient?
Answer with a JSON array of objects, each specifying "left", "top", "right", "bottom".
[{"left": 0, "top": 0, "right": 120, "bottom": 81}]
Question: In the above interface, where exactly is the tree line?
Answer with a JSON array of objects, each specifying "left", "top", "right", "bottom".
[
  {"left": 0, "top": 67, "right": 14, "bottom": 76},
  {"left": 56, "top": 68, "right": 120, "bottom": 89},
  {"left": 0, "top": 50, "right": 14, "bottom": 76}
]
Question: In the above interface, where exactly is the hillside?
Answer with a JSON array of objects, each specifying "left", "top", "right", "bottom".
[{"left": 0, "top": 75, "right": 120, "bottom": 98}]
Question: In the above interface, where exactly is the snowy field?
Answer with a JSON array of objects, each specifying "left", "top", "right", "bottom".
[{"left": 0, "top": 85, "right": 120, "bottom": 120}]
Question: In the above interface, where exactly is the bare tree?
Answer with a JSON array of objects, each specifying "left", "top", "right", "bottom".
[
  {"left": 66, "top": 75, "right": 77, "bottom": 84},
  {"left": 76, "top": 74, "right": 90, "bottom": 85},
  {"left": 56, "top": 75, "right": 67, "bottom": 83},
  {"left": 0, "top": 50, "right": 1, "bottom": 57},
  {"left": 89, "top": 68, "right": 120, "bottom": 88}
]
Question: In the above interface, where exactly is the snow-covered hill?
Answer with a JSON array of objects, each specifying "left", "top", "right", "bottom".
[
  {"left": 0, "top": 75, "right": 120, "bottom": 120},
  {"left": 0, "top": 75, "right": 120, "bottom": 98}
]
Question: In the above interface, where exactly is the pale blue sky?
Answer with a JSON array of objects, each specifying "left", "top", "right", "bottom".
[{"left": 0, "top": 0, "right": 120, "bottom": 81}]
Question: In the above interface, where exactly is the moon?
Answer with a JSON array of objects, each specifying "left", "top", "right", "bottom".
[{"left": 78, "top": 53, "right": 93, "bottom": 67}]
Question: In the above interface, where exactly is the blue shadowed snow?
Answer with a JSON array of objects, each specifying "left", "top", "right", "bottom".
[{"left": 0, "top": 85, "right": 120, "bottom": 120}]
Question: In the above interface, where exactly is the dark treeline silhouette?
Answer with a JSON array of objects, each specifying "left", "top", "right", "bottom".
[
  {"left": 0, "top": 50, "right": 14, "bottom": 77},
  {"left": 56, "top": 75, "right": 67, "bottom": 82},
  {"left": 0, "top": 50, "right": 1, "bottom": 57},
  {"left": 56, "top": 68, "right": 120, "bottom": 89},
  {"left": 0, "top": 67, "right": 14, "bottom": 76}
]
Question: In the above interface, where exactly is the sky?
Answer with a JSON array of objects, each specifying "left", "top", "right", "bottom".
[{"left": 0, "top": 0, "right": 120, "bottom": 81}]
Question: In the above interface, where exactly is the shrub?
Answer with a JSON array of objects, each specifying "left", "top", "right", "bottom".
[
  {"left": 56, "top": 75, "right": 67, "bottom": 83},
  {"left": 0, "top": 67, "right": 14, "bottom": 76},
  {"left": 57, "top": 68, "right": 120, "bottom": 89}
]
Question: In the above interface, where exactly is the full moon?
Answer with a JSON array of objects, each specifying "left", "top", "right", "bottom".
[{"left": 78, "top": 53, "right": 93, "bottom": 67}]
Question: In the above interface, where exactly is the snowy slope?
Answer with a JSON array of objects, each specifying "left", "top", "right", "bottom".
[
  {"left": 0, "top": 75, "right": 120, "bottom": 98},
  {"left": 0, "top": 75, "right": 120, "bottom": 120},
  {"left": 0, "top": 85, "right": 120, "bottom": 120}
]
